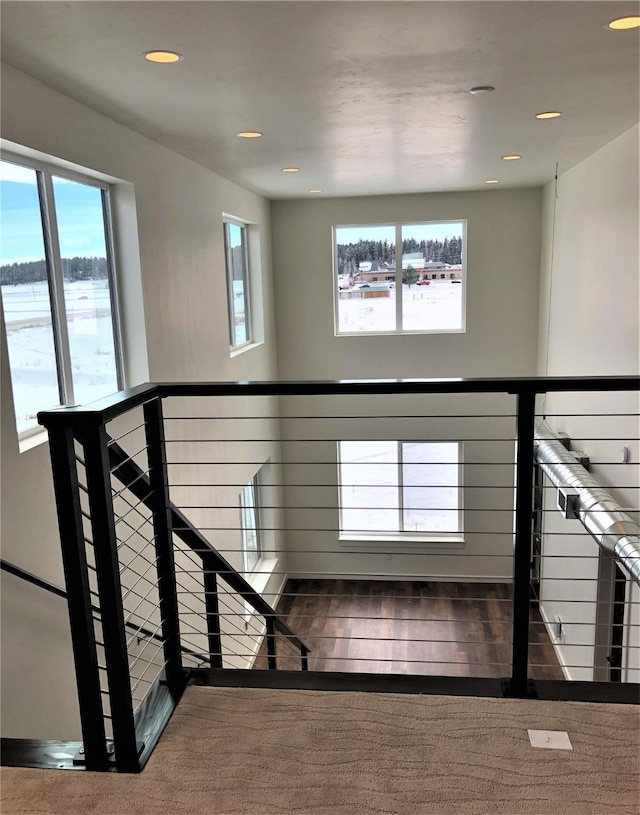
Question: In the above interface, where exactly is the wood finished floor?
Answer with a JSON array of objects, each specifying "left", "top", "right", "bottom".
[{"left": 253, "top": 579, "right": 565, "bottom": 680}]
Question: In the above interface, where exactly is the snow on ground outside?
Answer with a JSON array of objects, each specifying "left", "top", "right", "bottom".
[
  {"left": 338, "top": 280, "right": 463, "bottom": 333},
  {"left": 340, "top": 441, "right": 460, "bottom": 535},
  {"left": 2, "top": 280, "right": 118, "bottom": 433}
]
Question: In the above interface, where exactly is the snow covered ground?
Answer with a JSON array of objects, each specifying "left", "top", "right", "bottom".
[
  {"left": 337, "top": 279, "right": 463, "bottom": 333},
  {"left": 2, "top": 279, "right": 118, "bottom": 433},
  {"left": 340, "top": 441, "right": 460, "bottom": 535}
]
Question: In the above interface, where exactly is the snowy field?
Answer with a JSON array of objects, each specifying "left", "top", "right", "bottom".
[
  {"left": 340, "top": 441, "right": 460, "bottom": 535},
  {"left": 337, "top": 279, "right": 463, "bottom": 333},
  {"left": 1, "top": 279, "right": 118, "bottom": 433}
]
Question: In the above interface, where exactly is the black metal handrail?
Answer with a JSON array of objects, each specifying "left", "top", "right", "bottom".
[
  {"left": 0, "top": 559, "right": 211, "bottom": 666},
  {"left": 34, "top": 375, "right": 640, "bottom": 773},
  {"left": 108, "top": 438, "right": 310, "bottom": 658},
  {"left": 37, "top": 376, "right": 640, "bottom": 428}
]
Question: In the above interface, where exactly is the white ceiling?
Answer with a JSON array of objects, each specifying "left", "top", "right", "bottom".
[{"left": 1, "top": 1, "right": 638, "bottom": 199}]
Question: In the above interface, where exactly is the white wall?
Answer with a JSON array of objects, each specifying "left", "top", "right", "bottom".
[
  {"left": 0, "top": 64, "right": 284, "bottom": 738},
  {"left": 536, "top": 124, "right": 640, "bottom": 680},
  {"left": 272, "top": 189, "right": 542, "bottom": 381},
  {"left": 271, "top": 190, "right": 542, "bottom": 581}
]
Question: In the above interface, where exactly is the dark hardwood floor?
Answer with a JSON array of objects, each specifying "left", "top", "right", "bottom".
[{"left": 253, "top": 579, "right": 565, "bottom": 680}]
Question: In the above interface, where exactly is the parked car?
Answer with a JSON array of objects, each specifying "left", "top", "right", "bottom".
[
  {"left": 416, "top": 279, "right": 431, "bottom": 286},
  {"left": 451, "top": 279, "right": 462, "bottom": 284}
]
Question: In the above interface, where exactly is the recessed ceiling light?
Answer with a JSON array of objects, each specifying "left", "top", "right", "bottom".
[
  {"left": 485, "top": 179, "right": 500, "bottom": 184},
  {"left": 308, "top": 189, "right": 322, "bottom": 194},
  {"left": 536, "top": 111, "right": 562, "bottom": 119},
  {"left": 237, "top": 131, "right": 263, "bottom": 139},
  {"left": 502, "top": 155, "right": 521, "bottom": 161},
  {"left": 607, "top": 16, "right": 640, "bottom": 30},
  {"left": 144, "top": 50, "right": 183, "bottom": 64},
  {"left": 281, "top": 167, "right": 300, "bottom": 173},
  {"left": 469, "top": 86, "right": 495, "bottom": 95}
]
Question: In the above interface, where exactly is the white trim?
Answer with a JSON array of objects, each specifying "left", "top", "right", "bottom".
[
  {"left": 224, "top": 218, "right": 252, "bottom": 350},
  {"left": 337, "top": 439, "right": 463, "bottom": 539},
  {"left": 2, "top": 148, "right": 125, "bottom": 442},
  {"left": 333, "top": 219, "right": 467, "bottom": 336},
  {"left": 230, "top": 340, "right": 264, "bottom": 359},
  {"left": 289, "top": 572, "right": 512, "bottom": 583},
  {"left": 338, "top": 535, "right": 465, "bottom": 552},
  {"left": 18, "top": 427, "right": 48, "bottom": 454},
  {"left": 247, "top": 556, "right": 279, "bottom": 595}
]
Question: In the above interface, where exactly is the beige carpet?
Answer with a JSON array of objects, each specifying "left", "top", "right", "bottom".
[{"left": 2, "top": 686, "right": 638, "bottom": 815}]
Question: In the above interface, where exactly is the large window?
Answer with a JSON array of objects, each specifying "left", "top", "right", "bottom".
[
  {"left": 224, "top": 219, "right": 251, "bottom": 349},
  {"left": 334, "top": 221, "right": 465, "bottom": 335},
  {"left": 338, "top": 441, "right": 462, "bottom": 539},
  {"left": 240, "top": 474, "right": 261, "bottom": 572},
  {"left": 0, "top": 156, "right": 123, "bottom": 437}
]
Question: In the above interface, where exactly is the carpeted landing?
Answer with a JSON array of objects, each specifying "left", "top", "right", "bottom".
[{"left": 2, "top": 686, "right": 638, "bottom": 815}]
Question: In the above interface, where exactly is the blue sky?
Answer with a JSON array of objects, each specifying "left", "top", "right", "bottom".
[
  {"left": 335, "top": 222, "right": 464, "bottom": 245},
  {"left": 0, "top": 160, "right": 107, "bottom": 265}
]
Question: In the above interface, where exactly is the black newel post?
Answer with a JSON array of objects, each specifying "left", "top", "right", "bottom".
[
  {"left": 202, "top": 562, "right": 224, "bottom": 669},
  {"left": 504, "top": 389, "right": 537, "bottom": 698},
  {"left": 143, "top": 398, "right": 186, "bottom": 698},
  {"left": 46, "top": 424, "right": 110, "bottom": 770},
  {"left": 80, "top": 420, "right": 140, "bottom": 772}
]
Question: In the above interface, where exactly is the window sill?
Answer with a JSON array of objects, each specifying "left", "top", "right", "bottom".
[
  {"left": 18, "top": 427, "right": 48, "bottom": 454},
  {"left": 246, "top": 557, "right": 279, "bottom": 594},
  {"left": 334, "top": 328, "right": 466, "bottom": 338},
  {"left": 230, "top": 341, "right": 264, "bottom": 359},
  {"left": 339, "top": 534, "right": 465, "bottom": 553}
]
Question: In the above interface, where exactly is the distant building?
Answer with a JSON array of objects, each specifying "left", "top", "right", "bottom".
[
  {"left": 401, "top": 252, "right": 426, "bottom": 271},
  {"left": 358, "top": 260, "right": 380, "bottom": 273}
]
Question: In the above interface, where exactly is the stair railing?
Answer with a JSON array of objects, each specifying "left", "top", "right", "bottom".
[
  {"left": 37, "top": 375, "right": 639, "bottom": 772},
  {"left": 38, "top": 387, "right": 309, "bottom": 772}
]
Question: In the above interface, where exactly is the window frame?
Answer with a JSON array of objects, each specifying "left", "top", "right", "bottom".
[
  {"left": 223, "top": 217, "right": 252, "bottom": 350},
  {"left": 337, "top": 440, "right": 464, "bottom": 546},
  {"left": 0, "top": 151, "right": 125, "bottom": 441},
  {"left": 333, "top": 219, "right": 467, "bottom": 337},
  {"left": 240, "top": 473, "right": 262, "bottom": 573}
]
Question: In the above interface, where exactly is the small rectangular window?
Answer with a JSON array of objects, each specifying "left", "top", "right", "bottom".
[
  {"left": 240, "top": 474, "right": 261, "bottom": 573},
  {"left": 224, "top": 220, "right": 251, "bottom": 348},
  {"left": 334, "top": 221, "right": 465, "bottom": 335},
  {"left": 338, "top": 440, "right": 463, "bottom": 539},
  {"left": 0, "top": 156, "right": 123, "bottom": 438}
]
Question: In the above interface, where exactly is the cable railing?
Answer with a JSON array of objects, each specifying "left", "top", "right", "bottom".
[{"left": 36, "top": 375, "right": 639, "bottom": 772}]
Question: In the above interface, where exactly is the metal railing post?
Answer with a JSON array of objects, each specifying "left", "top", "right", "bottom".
[
  {"left": 202, "top": 564, "right": 224, "bottom": 669},
  {"left": 143, "top": 398, "right": 185, "bottom": 699},
  {"left": 46, "top": 425, "right": 110, "bottom": 771},
  {"left": 266, "top": 617, "right": 278, "bottom": 670},
  {"left": 503, "top": 388, "right": 538, "bottom": 698},
  {"left": 80, "top": 421, "right": 140, "bottom": 772}
]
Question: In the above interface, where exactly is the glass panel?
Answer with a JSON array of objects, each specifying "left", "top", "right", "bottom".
[
  {"left": 0, "top": 160, "right": 61, "bottom": 433},
  {"left": 52, "top": 177, "right": 119, "bottom": 406},
  {"left": 401, "top": 223, "right": 464, "bottom": 331},
  {"left": 402, "top": 442, "right": 460, "bottom": 533},
  {"left": 241, "top": 478, "right": 260, "bottom": 572},
  {"left": 335, "top": 225, "right": 396, "bottom": 333},
  {"left": 227, "top": 223, "right": 249, "bottom": 346},
  {"left": 339, "top": 440, "right": 399, "bottom": 533}
]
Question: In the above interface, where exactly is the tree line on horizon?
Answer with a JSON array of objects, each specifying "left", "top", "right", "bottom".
[
  {"left": 337, "top": 236, "right": 462, "bottom": 275},
  {"left": 1, "top": 257, "right": 108, "bottom": 286}
]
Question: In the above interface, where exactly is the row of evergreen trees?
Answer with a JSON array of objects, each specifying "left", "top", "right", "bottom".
[
  {"left": 1, "top": 257, "right": 108, "bottom": 286},
  {"left": 336, "top": 236, "right": 462, "bottom": 275}
]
